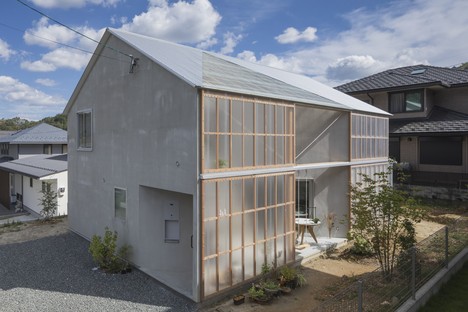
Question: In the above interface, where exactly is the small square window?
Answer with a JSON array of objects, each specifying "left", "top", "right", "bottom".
[
  {"left": 30, "top": 178, "right": 33, "bottom": 188},
  {"left": 115, "top": 188, "right": 127, "bottom": 219}
]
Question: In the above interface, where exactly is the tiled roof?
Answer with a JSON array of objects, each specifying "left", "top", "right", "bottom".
[
  {"left": 390, "top": 106, "right": 468, "bottom": 135},
  {"left": 336, "top": 65, "right": 468, "bottom": 93},
  {"left": 0, "top": 123, "right": 67, "bottom": 144},
  {"left": 0, "top": 154, "right": 67, "bottom": 179}
]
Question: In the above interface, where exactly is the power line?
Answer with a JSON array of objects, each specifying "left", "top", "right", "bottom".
[
  {"left": 15, "top": 0, "right": 133, "bottom": 59},
  {"left": 0, "top": 21, "right": 124, "bottom": 63}
]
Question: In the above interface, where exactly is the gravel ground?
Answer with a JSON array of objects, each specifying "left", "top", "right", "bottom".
[{"left": 0, "top": 232, "right": 198, "bottom": 312}]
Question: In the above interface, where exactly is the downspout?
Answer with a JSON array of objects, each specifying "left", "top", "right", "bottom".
[{"left": 367, "top": 93, "right": 374, "bottom": 105}]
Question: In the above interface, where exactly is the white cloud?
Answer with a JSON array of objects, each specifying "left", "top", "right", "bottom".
[
  {"left": 110, "top": 15, "right": 128, "bottom": 25},
  {"left": 220, "top": 32, "right": 242, "bottom": 55},
  {"left": 0, "top": 75, "right": 66, "bottom": 120},
  {"left": 21, "top": 18, "right": 103, "bottom": 73},
  {"left": 121, "top": 0, "right": 221, "bottom": 44},
  {"left": 326, "top": 55, "right": 385, "bottom": 81},
  {"left": 197, "top": 37, "right": 218, "bottom": 50},
  {"left": 35, "top": 78, "right": 57, "bottom": 87},
  {"left": 0, "top": 38, "right": 15, "bottom": 61},
  {"left": 23, "top": 17, "right": 76, "bottom": 49},
  {"left": 262, "top": 0, "right": 468, "bottom": 85},
  {"left": 237, "top": 50, "right": 303, "bottom": 73},
  {"left": 275, "top": 27, "right": 317, "bottom": 44},
  {"left": 21, "top": 47, "right": 91, "bottom": 72},
  {"left": 30, "top": 0, "right": 122, "bottom": 9}
]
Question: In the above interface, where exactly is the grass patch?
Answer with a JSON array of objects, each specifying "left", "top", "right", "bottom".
[
  {"left": 418, "top": 262, "right": 468, "bottom": 312},
  {"left": 0, "top": 220, "right": 25, "bottom": 234}
]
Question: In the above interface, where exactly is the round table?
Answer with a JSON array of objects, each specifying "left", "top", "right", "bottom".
[{"left": 295, "top": 218, "right": 321, "bottom": 244}]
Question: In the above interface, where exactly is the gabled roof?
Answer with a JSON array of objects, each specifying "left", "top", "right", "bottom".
[
  {"left": 0, "top": 154, "right": 67, "bottom": 179},
  {"left": 65, "top": 28, "right": 389, "bottom": 116},
  {"left": 0, "top": 123, "right": 67, "bottom": 144},
  {"left": 390, "top": 106, "right": 468, "bottom": 135},
  {"left": 336, "top": 65, "right": 468, "bottom": 94}
]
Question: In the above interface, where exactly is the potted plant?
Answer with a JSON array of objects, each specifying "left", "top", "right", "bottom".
[
  {"left": 260, "top": 279, "right": 280, "bottom": 297},
  {"left": 233, "top": 294, "right": 245, "bottom": 305},
  {"left": 248, "top": 285, "right": 271, "bottom": 304},
  {"left": 312, "top": 217, "right": 320, "bottom": 224},
  {"left": 278, "top": 266, "right": 307, "bottom": 289}
]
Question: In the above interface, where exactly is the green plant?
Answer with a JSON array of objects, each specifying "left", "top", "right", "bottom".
[
  {"left": 313, "top": 217, "right": 320, "bottom": 223},
  {"left": 248, "top": 285, "right": 267, "bottom": 301},
  {"left": 349, "top": 161, "right": 425, "bottom": 281},
  {"left": 89, "top": 227, "right": 130, "bottom": 273},
  {"left": 279, "top": 266, "right": 297, "bottom": 282},
  {"left": 218, "top": 159, "right": 228, "bottom": 168},
  {"left": 39, "top": 182, "right": 58, "bottom": 221},
  {"left": 296, "top": 272, "right": 307, "bottom": 287},
  {"left": 260, "top": 279, "right": 280, "bottom": 290},
  {"left": 261, "top": 262, "right": 272, "bottom": 275},
  {"left": 348, "top": 233, "right": 374, "bottom": 256}
]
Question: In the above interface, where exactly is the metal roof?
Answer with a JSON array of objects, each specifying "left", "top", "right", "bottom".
[
  {"left": 101, "top": 29, "right": 388, "bottom": 116},
  {"left": 336, "top": 65, "right": 468, "bottom": 94},
  {"left": 0, "top": 123, "right": 67, "bottom": 144},
  {"left": 0, "top": 154, "right": 67, "bottom": 179}
]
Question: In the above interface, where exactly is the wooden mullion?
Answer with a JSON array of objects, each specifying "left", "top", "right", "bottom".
[
  {"left": 253, "top": 176, "right": 257, "bottom": 275},
  {"left": 216, "top": 98, "right": 219, "bottom": 169},
  {"left": 200, "top": 180, "right": 205, "bottom": 299},
  {"left": 215, "top": 182, "right": 219, "bottom": 292},
  {"left": 264, "top": 177, "right": 267, "bottom": 266},
  {"left": 253, "top": 100, "right": 256, "bottom": 167},
  {"left": 229, "top": 99, "right": 232, "bottom": 168},
  {"left": 229, "top": 180, "right": 233, "bottom": 287},
  {"left": 241, "top": 177, "right": 245, "bottom": 282},
  {"left": 264, "top": 103, "right": 267, "bottom": 166}
]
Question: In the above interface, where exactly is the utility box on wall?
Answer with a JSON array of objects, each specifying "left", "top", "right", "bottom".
[{"left": 164, "top": 200, "right": 180, "bottom": 243}]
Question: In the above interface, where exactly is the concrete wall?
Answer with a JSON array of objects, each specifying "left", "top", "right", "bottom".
[
  {"left": 295, "top": 105, "right": 349, "bottom": 164},
  {"left": 296, "top": 167, "right": 350, "bottom": 238},
  {"left": 67, "top": 34, "right": 199, "bottom": 300}
]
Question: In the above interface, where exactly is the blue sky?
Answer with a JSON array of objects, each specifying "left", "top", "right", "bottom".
[{"left": 0, "top": 0, "right": 467, "bottom": 120}]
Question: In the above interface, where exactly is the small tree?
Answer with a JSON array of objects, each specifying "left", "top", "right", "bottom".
[
  {"left": 39, "top": 182, "right": 58, "bottom": 221},
  {"left": 349, "top": 163, "right": 424, "bottom": 281}
]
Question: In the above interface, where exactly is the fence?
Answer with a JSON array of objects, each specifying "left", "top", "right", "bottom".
[{"left": 312, "top": 216, "right": 468, "bottom": 312}]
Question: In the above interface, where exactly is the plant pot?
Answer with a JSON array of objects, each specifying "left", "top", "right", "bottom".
[
  {"left": 263, "top": 288, "right": 280, "bottom": 297},
  {"left": 252, "top": 295, "right": 272, "bottom": 305},
  {"left": 233, "top": 295, "right": 245, "bottom": 305},
  {"left": 285, "top": 278, "right": 298, "bottom": 289},
  {"left": 280, "top": 286, "right": 292, "bottom": 295}
]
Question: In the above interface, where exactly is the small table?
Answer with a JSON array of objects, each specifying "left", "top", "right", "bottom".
[{"left": 295, "top": 218, "right": 320, "bottom": 244}]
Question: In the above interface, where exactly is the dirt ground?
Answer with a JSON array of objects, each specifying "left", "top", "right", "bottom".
[
  {"left": 208, "top": 218, "right": 450, "bottom": 312},
  {"left": 0, "top": 214, "right": 457, "bottom": 312}
]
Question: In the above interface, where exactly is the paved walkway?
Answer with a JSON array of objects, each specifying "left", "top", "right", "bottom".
[{"left": 0, "top": 202, "right": 40, "bottom": 224}]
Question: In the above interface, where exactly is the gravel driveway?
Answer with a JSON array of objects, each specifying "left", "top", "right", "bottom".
[{"left": 0, "top": 232, "right": 198, "bottom": 312}]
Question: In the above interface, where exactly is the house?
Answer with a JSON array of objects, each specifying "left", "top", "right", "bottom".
[
  {"left": 64, "top": 28, "right": 389, "bottom": 302},
  {"left": 336, "top": 65, "right": 468, "bottom": 187},
  {"left": 0, "top": 123, "right": 68, "bottom": 215}
]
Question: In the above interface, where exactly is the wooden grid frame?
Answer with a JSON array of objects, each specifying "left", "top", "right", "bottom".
[
  {"left": 201, "top": 90, "right": 295, "bottom": 173},
  {"left": 200, "top": 172, "right": 296, "bottom": 299},
  {"left": 350, "top": 113, "right": 389, "bottom": 160}
]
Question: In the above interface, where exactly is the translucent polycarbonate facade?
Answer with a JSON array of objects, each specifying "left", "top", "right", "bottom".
[
  {"left": 202, "top": 92, "right": 295, "bottom": 172},
  {"left": 351, "top": 114, "right": 388, "bottom": 160},
  {"left": 201, "top": 173, "right": 296, "bottom": 297}
]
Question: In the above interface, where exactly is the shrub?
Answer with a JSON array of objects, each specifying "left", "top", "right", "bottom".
[
  {"left": 89, "top": 227, "right": 130, "bottom": 273},
  {"left": 39, "top": 182, "right": 57, "bottom": 221}
]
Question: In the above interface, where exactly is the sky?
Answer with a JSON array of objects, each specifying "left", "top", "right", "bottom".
[{"left": 0, "top": 0, "right": 467, "bottom": 120}]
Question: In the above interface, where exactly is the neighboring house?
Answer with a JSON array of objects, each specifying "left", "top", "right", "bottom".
[
  {"left": 336, "top": 65, "right": 468, "bottom": 187},
  {"left": 0, "top": 123, "right": 68, "bottom": 214},
  {"left": 0, "top": 154, "right": 68, "bottom": 216},
  {"left": 64, "top": 28, "right": 389, "bottom": 302}
]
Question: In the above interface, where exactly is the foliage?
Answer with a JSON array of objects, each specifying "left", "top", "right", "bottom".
[
  {"left": 349, "top": 162, "right": 424, "bottom": 281},
  {"left": 89, "top": 227, "right": 130, "bottom": 273},
  {"left": 259, "top": 279, "right": 280, "bottom": 290},
  {"left": 278, "top": 266, "right": 297, "bottom": 282},
  {"left": 261, "top": 262, "right": 272, "bottom": 275},
  {"left": 39, "top": 182, "right": 58, "bottom": 221},
  {"left": 248, "top": 285, "right": 267, "bottom": 300},
  {"left": 0, "top": 114, "right": 67, "bottom": 131},
  {"left": 348, "top": 233, "right": 374, "bottom": 256}
]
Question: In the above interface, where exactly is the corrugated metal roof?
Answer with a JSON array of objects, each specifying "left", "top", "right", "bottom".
[
  {"left": 0, "top": 154, "right": 67, "bottom": 179},
  {"left": 0, "top": 123, "right": 67, "bottom": 144},
  {"left": 336, "top": 65, "right": 468, "bottom": 94},
  {"left": 109, "top": 28, "right": 389, "bottom": 116}
]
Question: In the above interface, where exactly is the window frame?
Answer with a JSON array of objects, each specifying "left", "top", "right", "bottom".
[
  {"left": 77, "top": 109, "right": 93, "bottom": 151},
  {"left": 114, "top": 187, "right": 127, "bottom": 220},
  {"left": 388, "top": 89, "right": 424, "bottom": 113}
]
